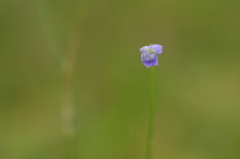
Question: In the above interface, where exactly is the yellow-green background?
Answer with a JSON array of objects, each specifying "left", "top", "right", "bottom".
[{"left": 1, "top": 0, "right": 240, "bottom": 158}]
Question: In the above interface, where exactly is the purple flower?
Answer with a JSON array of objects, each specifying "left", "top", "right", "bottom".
[{"left": 140, "top": 44, "right": 163, "bottom": 68}]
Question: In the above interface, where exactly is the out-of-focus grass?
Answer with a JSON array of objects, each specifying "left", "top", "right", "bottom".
[{"left": 0, "top": 0, "right": 240, "bottom": 159}]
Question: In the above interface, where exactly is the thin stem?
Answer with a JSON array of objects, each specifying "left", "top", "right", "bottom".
[{"left": 146, "top": 66, "right": 156, "bottom": 159}]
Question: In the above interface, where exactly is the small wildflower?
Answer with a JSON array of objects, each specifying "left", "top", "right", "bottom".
[{"left": 140, "top": 44, "right": 163, "bottom": 68}]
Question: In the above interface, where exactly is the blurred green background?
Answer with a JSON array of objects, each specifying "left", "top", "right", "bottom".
[{"left": 1, "top": 0, "right": 240, "bottom": 158}]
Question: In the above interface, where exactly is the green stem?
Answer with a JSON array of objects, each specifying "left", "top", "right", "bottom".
[{"left": 146, "top": 66, "right": 156, "bottom": 159}]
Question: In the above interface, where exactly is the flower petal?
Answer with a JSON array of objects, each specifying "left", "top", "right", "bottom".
[
  {"left": 140, "top": 46, "right": 149, "bottom": 52},
  {"left": 150, "top": 44, "right": 163, "bottom": 54},
  {"left": 141, "top": 52, "right": 158, "bottom": 68},
  {"left": 142, "top": 50, "right": 156, "bottom": 61},
  {"left": 142, "top": 60, "right": 154, "bottom": 68},
  {"left": 152, "top": 55, "right": 158, "bottom": 66}
]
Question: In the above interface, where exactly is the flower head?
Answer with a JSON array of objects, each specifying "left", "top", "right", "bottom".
[{"left": 140, "top": 44, "right": 163, "bottom": 68}]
